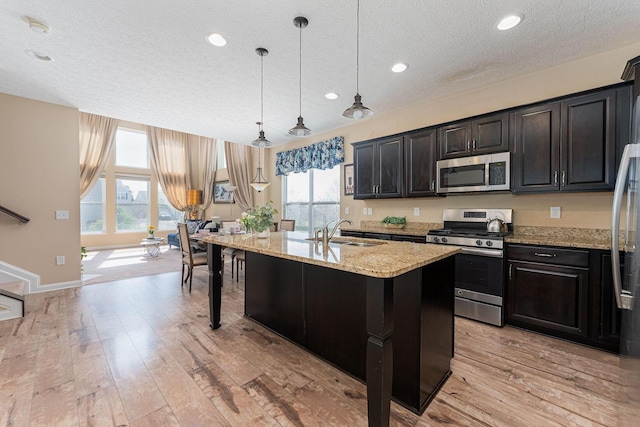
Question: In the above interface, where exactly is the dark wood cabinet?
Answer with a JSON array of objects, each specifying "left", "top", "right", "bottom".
[
  {"left": 507, "top": 245, "right": 589, "bottom": 338},
  {"left": 244, "top": 251, "right": 455, "bottom": 415},
  {"left": 353, "top": 136, "right": 403, "bottom": 199},
  {"left": 512, "top": 88, "right": 620, "bottom": 193},
  {"left": 589, "top": 251, "right": 623, "bottom": 352},
  {"left": 405, "top": 128, "right": 439, "bottom": 197},
  {"left": 506, "top": 244, "right": 623, "bottom": 352},
  {"left": 438, "top": 112, "right": 509, "bottom": 159},
  {"left": 511, "top": 102, "right": 561, "bottom": 193},
  {"left": 244, "top": 253, "right": 305, "bottom": 345}
]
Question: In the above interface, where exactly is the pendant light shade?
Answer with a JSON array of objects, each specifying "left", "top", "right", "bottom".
[
  {"left": 251, "top": 48, "right": 272, "bottom": 148},
  {"left": 250, "top": 129, "right": 270, "bottom": 192},
  {"left": 289, "top": 16, "right": 311, "bottom": 137},
  {"left": 343, "top": 0, "right": 373, "bottom": 119}
]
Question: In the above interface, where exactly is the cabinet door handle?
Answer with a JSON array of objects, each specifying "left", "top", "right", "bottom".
[
  {"left": 431, "top": 180, "right": 435, "bottom": 191},
  {"left": 554, "top": 171, "right": 558, "bottom": 185},
  {"left": 561, "top": 171, "right": 566, "bottom": 187},
  {"left": 534, "top": 252, "right": 556, "bottom": 258},
  {"left": 472, "top": 138, "right": 477, "bottom": 150},
  {"left": 467, "top": 140, "right": 471, "bottom": 151},
  {"left": 509, "top": 264, "right": 512, "bottom": 280}
]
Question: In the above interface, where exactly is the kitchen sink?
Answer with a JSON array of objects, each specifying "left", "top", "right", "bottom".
[{"left": 304, "top": 238, "right": 384, "bottom": 247}]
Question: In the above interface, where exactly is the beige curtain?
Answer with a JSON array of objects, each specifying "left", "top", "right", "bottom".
[
  {"left": 225, "top": 141, "right": 254, "bottom": 211},
  {"left": 79, "top": 112, "right": 119, "bottom": 198},
  {"left": 147, "top": 126, "right": 192, "bottom": 212},
  {"left": 199, "top": 136, "right": 218, "bottom": 217}
]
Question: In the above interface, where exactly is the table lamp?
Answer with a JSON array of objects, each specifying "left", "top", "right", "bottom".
[{"left": 187, "top": 189, "right": 203, "bottom": 220}]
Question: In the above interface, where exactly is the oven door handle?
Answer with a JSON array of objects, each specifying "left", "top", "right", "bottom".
[{"left": 460, "top": 247, "right": 504, "bottom": 258}]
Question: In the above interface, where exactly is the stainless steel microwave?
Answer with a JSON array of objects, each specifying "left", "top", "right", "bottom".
[{"left": 436, "top": 152, "right": 510, "bottom": 194}]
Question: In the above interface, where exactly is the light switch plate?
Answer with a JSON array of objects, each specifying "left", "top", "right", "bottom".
[
  {"left": 367, "top": 207, "right": 373, "bottom": 215},
  {"left": 414, "top": 207, "right": 420, "bottom": 216},
  {"left": 362, "top": 207, "right": 368, "bottom": 215},
  {"left": 344, "top": 207, "right": 350, "bottom": 215},
  {"left": 55, "top": 210, "right": 69, "bottom": 220},
  {"left": 56, "top": 255, "right": 65, "bottom": 265},
  {"left": 550, "top": 206, "right": 561, "bottom": 218}
]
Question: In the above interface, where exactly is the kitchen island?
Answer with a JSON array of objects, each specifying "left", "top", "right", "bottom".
[{"left": 202, "top": 231, "right": 459, "bottom": 427}]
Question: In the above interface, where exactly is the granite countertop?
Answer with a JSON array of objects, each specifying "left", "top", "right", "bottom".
[
  {"left": 506, "top": 226, "right": 617, "bottom": 251},
  {"left": 201, "top": 231, "right": 459, "bottom": 279},
  {"left": 340, "top": 221, "right": 442, "bottom": 237}
]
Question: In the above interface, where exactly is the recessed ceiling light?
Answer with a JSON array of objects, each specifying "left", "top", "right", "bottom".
[
  {"left": 391, "top": 63, "right": 408, "bottom": 73},
  {"left": 25, "top": 16, "right": 51, "bottom": 35},
  {"left": 325, "top": 92, "right": 339, "bottom": 100},
  {"left": 497, "top": 14, "right": 523, "bottom": 31},
  {"left": 206, "top": 33, "right": 227, "bottom": 47},
  {"left": 25, "top": 49, "right": 53, "bottom": 61}
]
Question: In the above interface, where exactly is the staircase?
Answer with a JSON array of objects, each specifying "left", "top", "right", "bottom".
[{"left": 0, "top": 280, "right": 26, "bottom": 320}]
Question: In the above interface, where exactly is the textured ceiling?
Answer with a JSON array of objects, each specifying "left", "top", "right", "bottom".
[{"left": 1, "top": 0, "right": 640, "bottom": 146}]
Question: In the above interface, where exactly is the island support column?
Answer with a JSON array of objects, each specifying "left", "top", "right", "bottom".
[
  {"left": 207, "top": 243, "right": 222, "bottom": 329},
  {"left": 366, "top": 277, "right": 394, "bottom": 427}
]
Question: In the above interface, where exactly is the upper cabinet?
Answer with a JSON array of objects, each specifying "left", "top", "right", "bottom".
[
  {"left": 438, "top": 112, "right": 509, "bottom": 159},
  {"left": 512, "top": 88, "right": 627, "bottom": 193},
  {"left": 353, "top": 136, "right": 404, "bottom": 199},
  {"left": 405, "top": 128, "right": 439, "bottom": 197}
]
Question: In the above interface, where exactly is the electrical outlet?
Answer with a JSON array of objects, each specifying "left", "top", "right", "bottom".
[
  {"left": 367, "top": 207, "right": 373, "bottom": 215},
  {"left": 362, "top": 207, "right": 368, "bottom": 215},
  {"left": 55, "top": 210, "right": 69, "bottom": 220},
  {"left": 550, "top": 206, "right": 561, "bottom": 219},
  {"left": 56, "top": 255, "right": 65, "bottom": 265},
  {"left": 344, "top": 207, "right": 350, "bottom": 215},
  {"left": 414, "top": 207, "right": 420, "bottom": 216}
]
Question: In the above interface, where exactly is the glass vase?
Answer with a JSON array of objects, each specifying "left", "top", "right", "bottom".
[{"left": 255, "top": 229, "right": 270, "bottom": 239}]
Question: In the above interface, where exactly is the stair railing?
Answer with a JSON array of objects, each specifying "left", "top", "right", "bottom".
[{"left": 0, "top": 205, "right": 30, "bottom": 224}]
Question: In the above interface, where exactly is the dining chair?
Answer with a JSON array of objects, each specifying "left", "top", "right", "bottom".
[
  {"left": 220, "top": 220, "right": 239, "bottom": 277},
  {"left": 280, "top": 219, "right": 296, "bottom": 231},
  {"left": 178, "top": 222, "right": 208, "bottom": 292},
  {"left": 235, "top": 250, "right": 245, "bottom": 282}
]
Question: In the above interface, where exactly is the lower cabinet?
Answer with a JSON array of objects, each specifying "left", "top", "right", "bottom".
[
  {"left": 244, "top": 251, "right": 455, "bottom": 414},
  {"left": 506, "top": 244, "right": 621, "bottom": 352}
]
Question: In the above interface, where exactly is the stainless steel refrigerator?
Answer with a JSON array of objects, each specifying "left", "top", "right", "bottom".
[{"left": 611, "top": 93, "right": 640, "bottom": 426}]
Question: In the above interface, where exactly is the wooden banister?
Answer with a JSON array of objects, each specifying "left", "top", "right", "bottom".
[{"left": 0, "top": 205, "right": 30, "bottom": 224}]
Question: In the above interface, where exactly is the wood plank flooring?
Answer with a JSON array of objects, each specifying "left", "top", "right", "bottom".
[{"left": 0, "top": 261, "right": 627, "bottom": 426}]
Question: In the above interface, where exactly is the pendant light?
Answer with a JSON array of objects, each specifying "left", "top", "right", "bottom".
[
  {"left": 343, "top": 0, "right": 373, "bottom": 119},
  {"left": 250, "top": 125, "right": 270, "bottom": 192},
  {"left": 251, "top": 48, "right": 271, "bottom": 148},
  {"left": 288, "top": 16, "right": 311, "bottom": 136}
]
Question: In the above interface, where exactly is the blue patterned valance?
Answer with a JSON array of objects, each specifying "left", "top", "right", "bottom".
[{"left": 275, "top": 136, "right": 344, "bottom": 176}]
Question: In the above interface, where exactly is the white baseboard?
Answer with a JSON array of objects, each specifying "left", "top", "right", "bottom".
[
  {"left": 0, "top": 261, "right": 39, "bottom": 294},
  {"left": 0, "top": 294, "right": 23, "bottom": 320}
]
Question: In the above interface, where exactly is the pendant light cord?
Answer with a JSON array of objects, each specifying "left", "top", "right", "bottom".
[
  {"left": 356, "top": 0, "right": 360, "bottom": 94},
  {"left": 260, "top": 53, "right": 264, "bottom": 131},
  {"left": 299, "top": 23, "right": 302, "bottom": 116}
]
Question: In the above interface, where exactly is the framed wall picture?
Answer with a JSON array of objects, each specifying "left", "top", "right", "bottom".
[
  {"left": 213, "top": 181, "right": 235, "bottom": 203},
  {"left": 344, "top": 164, "right": 354, "bottom": 196}
]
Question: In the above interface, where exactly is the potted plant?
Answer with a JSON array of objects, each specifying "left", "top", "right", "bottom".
[
  {"left": 381, "top": 216, "right": 407, "bottom": 229},
  {"left": 147, "top": 225, "right": 155, "bottom": 238},
  {"left": 240, "top": 202, "right": 278, "bottom": 238}
]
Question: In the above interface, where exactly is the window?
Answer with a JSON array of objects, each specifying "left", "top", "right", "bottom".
[
  {"left": 158, "top": 184, "right": 182, "bottom": 230},
  {"left": 216, "top": 141, "right": 227, "bottom": 169},
  {"left": 80, "top": 177, "right": 105, "bottom": 233},
  {"left": 283, "top": 165, "right": 340, "bottom": 235},
  {"left": 115, "top": 128, "right": 148, "bottom": 169},
  {"left": 116, "top": 176, "right": 149, "bottom": 232}
]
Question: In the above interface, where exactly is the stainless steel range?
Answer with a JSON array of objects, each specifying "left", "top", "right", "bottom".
[{"left": 426, "top": 208, "right": 513, "bottom": 326}]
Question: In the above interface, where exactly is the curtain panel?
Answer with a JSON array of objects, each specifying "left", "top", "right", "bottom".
[
  {"left": 224, "top": 141, "right": 254, "bottom": 212},
  {"left": 79, "top": 112, "right": 119, "bottom": 198},
  {"left": 147, "top": 126, "right": 192, "bottom": 212},
  {"left": 275, "top": 135, "right": 344, "bottom": 176},
  {"left": 198, "top": 136, "right": 217, "bottom": 217}
]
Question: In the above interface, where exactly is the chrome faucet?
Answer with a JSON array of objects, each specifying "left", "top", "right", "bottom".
[{"left": 315, "top": 219, "right": 353, "bottom": 246}]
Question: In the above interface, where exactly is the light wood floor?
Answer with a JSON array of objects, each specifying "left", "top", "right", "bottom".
[{"left": 0, "top": 261, "right": 626, "bottom": 426}]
